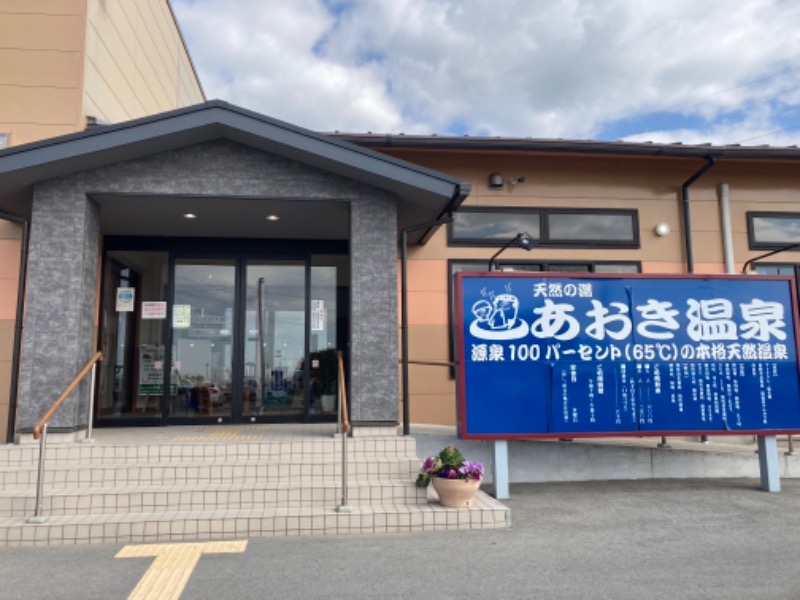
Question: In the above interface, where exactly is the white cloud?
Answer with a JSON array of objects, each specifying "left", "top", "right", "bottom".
[{"left": 172, "top": 0, "right": 800, "bottom": 144}]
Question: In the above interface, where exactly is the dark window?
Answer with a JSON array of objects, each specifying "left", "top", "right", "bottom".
[
  {"left": 451, "top": 210, "right": 540, "bottom": 243},
  {"left": 748, "top": 213, "right": 800, "bottom": 248},
  {"left": 450, "top": 208, "right": 638, "bottom": 248},
  {"left": 548, "top": 211, "right": 636, "bottom": 243}
]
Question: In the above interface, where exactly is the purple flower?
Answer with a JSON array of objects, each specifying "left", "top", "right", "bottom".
[{"left": 458, "top": 461, "right": 484, "bottom": 480}]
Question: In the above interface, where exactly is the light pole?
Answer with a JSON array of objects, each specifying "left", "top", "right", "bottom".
[{"left": 488, "top": 232, "right": 535, "bottom": 271}]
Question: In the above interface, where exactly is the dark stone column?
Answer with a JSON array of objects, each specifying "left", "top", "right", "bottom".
[
  {"left": 349, "top": 189, "right": 398, "bottom": 424},
  {"left": 16, "top": 182, "right": 101, "bottom": 431}
]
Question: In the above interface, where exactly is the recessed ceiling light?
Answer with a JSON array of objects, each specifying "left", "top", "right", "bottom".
[
  {"left": 183, "top": 213, "right": 197, "bottom": 219},
  {"left": 266, "top": 214, "right": 280, "bottom": 221}
]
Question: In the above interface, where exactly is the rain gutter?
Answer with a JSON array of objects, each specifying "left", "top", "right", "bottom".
[{"left": 681, "top": 157, "right": 716, "bottom": 273}]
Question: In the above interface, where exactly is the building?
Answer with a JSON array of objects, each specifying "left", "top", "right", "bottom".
[
  {"left": 0, "top": 101, "right": 466, "bottom": 441},
  {"left": 0, "top": 0, "right": 203, "bottom": 148},
  {"left": 0, "top": 0, "right": 204, "bottom": 439},
  {"left": 2, "top": 97, "right": 800, "bottom": 443},
  {"left": 331, "top": 135, "right": 800, "bottom": 427}
]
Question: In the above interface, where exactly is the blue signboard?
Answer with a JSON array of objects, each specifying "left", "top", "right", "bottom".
[{"left": 455, "top": 273, "right": 800, "bottom": 439}]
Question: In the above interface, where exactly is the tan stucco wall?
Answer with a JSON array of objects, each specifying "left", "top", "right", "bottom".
[
  {"left": 0, "top": 220, "right": 23, "bottom": 440},
  {"left": 390, "top": 151, "right": 800, "bottom": 426}
]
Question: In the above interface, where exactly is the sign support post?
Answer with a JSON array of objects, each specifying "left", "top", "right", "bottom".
[
  {"left": 493, "top": 440, "right": 510, "bottom": 499},
  {"left": 757, "top": 435, "right": 781, "bottom": 492}
]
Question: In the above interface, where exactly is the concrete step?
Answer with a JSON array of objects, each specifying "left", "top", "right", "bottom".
[
  {"left": 0, "top": 426, "right": 510, "bottom": 547},
  {"left": 0, "top": 436, "right": 418, "bottom": 467},
  {"left": 0, "top": 479, "right": 428, "bottom": 517},
  {"left": 0, "top": 490, "right": 510, "bottom": 547},
  {"left": 0, "top": 456, "right": 419, "bottom": 487}
]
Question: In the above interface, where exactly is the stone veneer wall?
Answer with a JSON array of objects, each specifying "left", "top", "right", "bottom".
[{"left": 16, "top": 140, "right": 398, "bottom": 431}]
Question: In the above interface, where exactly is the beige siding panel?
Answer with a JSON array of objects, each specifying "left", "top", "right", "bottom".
[
  {"left": 1, "top": 0, "right": 84, "bottom": 15},
  {"left": 0, "top": 49, "right": 82, "bottom": 87},
  {"left": 0, "top": 13, "right": 84, "bottom": 51},
  {"left": 408, "top": 364, "right": 456, "bottom": 396},
  {"left": 96, "top": 0, "right": 138, "bottom": 62},
  {"left": 83, "top": 60, "right": 132, "bottom": 123},
  {"left": 640, "top": 262, "right": 690, "bottom": 274},
  {"left": 0, "top": 4, "right": 86, "bottom": 144},
  {"left": 411, "top": 394, "right": 457, "bottom": 427},
  {"left": 85, "top": 18, "right": 137, "bottom": 112},
  {"left": 406, "top": 324, "right": 451, "bottom": 363},
  {"left": 84, "top": 0, "right": 203, "bottom": 123},
  {"left": 0, "top": 85, "right": 81, "bottom": 124},
  {"left": 693, "top": 263, "right": 727, "bottom": 274},
  {"left": 0, "top": 123, "right": 77, "bottom": 146},
  {"left": 82, "top": 92, "right": 107, "bottom": 124}
]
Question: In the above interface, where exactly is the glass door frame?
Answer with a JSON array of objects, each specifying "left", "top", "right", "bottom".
[
  {"left": 163, "top": 250, "right": 323, "bottom": 425},
  {"left": 97, "top": 236, "right": 348, "bottom": 428}
]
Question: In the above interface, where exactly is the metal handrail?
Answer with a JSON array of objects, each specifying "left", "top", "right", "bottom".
[
  {"left": 335, "top": 350, "right": 351, "bottom": 512},
  {"left": 28, "top": 351, "right": 102, "bottom": 523},
  {"left": 33, "top": 351, "right": 103, "bottom": 440}
]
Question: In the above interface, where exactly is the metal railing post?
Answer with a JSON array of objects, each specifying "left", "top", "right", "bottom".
[
  {"left": 335, "top": 351, "right": 351, "bottom": 513},
  {"left": 84, "top": 363, "right": 97, "bottom": 443},
  {"left": 336, "top": 423, "right": 351, "bottom": 512},
  {"left": 27, "top": 423, "right": 48, "bottom": 524}
]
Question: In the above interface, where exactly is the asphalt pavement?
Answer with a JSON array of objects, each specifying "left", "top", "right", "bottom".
[{"left": 2, "top": 478, "right": 800, "bottom": 600}]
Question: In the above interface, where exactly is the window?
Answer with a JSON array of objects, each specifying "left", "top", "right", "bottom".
[
  {"left": 445, "top": 260, "right": 641, "bottom": 374},
  {"left": 0, "top": 133, "right": 7, "bottom": 150},
  {"left": 748, "top": 212, "right": 800, "bottom": 248},
  {"left": 449, "top": 208, "right": 638, "bottom": 247}
]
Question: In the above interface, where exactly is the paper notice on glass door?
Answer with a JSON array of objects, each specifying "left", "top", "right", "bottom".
[
  {"left": 311, "top": 299, "right": 325, "bottom": 331},
  {"left": 116, "top": 287, "right": 135, "bottom": 312}
]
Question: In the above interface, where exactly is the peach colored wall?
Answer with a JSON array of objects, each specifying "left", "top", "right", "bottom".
[
  {"left": 393, "top": 150, "right": 800, "bottom": 426},
  {"left": 0, "top": 221, "right": 22, "bottom": 440}
]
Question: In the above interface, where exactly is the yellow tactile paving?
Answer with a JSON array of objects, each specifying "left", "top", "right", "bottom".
[
  {"left": 116, "top": 540, "right": 247, "bottom": 600},
  {"left": 172, "top": 426, "right": 265, "bottom": 441}
]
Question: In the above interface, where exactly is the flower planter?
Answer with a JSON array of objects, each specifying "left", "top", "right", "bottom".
[{"left": 431, "top": 477, "right": 481, "bottom": 508}]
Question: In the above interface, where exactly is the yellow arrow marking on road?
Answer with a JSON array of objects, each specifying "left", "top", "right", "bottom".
[{"left": 116, "top": 540, "right": 247, "bottom": 600}]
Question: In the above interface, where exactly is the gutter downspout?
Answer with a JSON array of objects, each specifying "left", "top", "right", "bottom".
[
  {"left": 681, "top": 157, "right": 716, "bottom": 273},
  {"left": 399, "top": 181, "right": 470, "bottom": 435},
  {"left": 0, "top": 210, "right": 29, "bottom": 444},
  {"left": 719, "top": 184, "right": 735, "bottom": 273}
]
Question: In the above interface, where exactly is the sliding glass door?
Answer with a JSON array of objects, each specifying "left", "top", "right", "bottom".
[
  {"left": 171, "top": 259, "right": 236, "bottom": 420},
  {"left": 98, "top": 243, "right": 348, "bottom": 425}
]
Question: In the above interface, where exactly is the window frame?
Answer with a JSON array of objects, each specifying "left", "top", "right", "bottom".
[
  {"left": 747, "top": 211, "right": 800, "bottom": 250},
  {"left": 448, "top": 207, "right": 639, "bottom": 248}
]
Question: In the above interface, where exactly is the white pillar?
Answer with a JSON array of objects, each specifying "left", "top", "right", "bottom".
[
  {"left": 757, "top": 435, "right": 781, "bottom": 492},
  {"left": 493, "top": 440, "right": 510, "bottom": 499}
]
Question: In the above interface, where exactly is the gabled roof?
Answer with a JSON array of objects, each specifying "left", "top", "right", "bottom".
[{"left": 0, "top": 100, "right": 469, "bottom": 241}]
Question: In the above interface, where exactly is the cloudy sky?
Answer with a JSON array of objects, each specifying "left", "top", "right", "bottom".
[{"left": 172, "top": 0, "right": 800, "bottom": 145}]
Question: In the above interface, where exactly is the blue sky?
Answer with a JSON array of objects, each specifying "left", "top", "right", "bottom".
[{"left": 172, "top": 0, "right": 800, "bottom": 145}]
